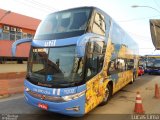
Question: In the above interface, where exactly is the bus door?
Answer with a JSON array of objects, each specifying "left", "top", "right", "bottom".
[
  {"left": 84, "top": 10, "right": 111, "bottom": 113},
  {"left": 84, "top": 40, "right": 107, "bottom": 113}
]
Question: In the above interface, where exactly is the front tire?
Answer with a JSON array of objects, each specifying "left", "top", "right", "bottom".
[{"left": 100, "top": 84, "right": 112, "bottom": 106}]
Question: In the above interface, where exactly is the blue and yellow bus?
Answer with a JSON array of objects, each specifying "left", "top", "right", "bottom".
[{"left": 12, "top": 7, "right": 139, "bottom": 116}]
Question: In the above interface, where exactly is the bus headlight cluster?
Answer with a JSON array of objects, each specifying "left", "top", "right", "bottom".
[
  {"left": 25, "top": 87, "right": 30, "bottom": 92},
  {"left": 62, "top": 90, "right": 86, "bottom": 101}
]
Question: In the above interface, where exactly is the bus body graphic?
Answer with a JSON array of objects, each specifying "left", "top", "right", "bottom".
[{"left": 12, "top": 7, "right": 139, "bottom": 116}]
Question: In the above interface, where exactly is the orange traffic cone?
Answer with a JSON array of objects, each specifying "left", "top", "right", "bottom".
[
  {"left": 134, "top": 91, "right": 144, "bottom": 114},
  {"left": 155, "top": 83, "right": 160, "bottom": 99}
]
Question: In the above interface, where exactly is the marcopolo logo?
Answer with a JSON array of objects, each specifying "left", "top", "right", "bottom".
[{"left": 44, "top": 40, "right": 56, "bottom": 47}]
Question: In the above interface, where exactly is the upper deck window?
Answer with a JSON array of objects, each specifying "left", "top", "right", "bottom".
[
  {"left": 92, "top": 12, "right": 106, "bottom": 36},
  {"left": 34, "top": 8, "right": 92, "bottom": 40}
]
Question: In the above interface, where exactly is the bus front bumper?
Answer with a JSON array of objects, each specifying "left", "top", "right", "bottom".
[
  {"left": 24, "top": 91, "right": 85, "bottom": 116},
  {"left": 24, "top": 81, "right": 86, "bottom": 116}
]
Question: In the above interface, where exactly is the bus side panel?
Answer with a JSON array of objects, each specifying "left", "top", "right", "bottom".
[
  {"left": 112, "top": 71, "right": 133, "bottom": 93},
  {"left": 108, "top": 21, "right": 138, "bottom": 93},
  {"left": 85, "top": 74, "right": 107, "bottom": 113},
  {"left": 84, "top": 19, "right": 139, "bottom": 113},
  {"left": 112, "top": 43, "right": 135, "bottom": 93}
]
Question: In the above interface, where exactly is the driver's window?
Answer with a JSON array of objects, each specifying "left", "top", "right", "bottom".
[
  {"left": 31, "top": 48, "right": 48, "bottom": 74},
  {"left": 72, "top": 57, "right": 84, "bottom": 78}
]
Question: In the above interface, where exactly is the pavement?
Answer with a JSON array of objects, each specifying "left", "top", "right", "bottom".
[
  {"left": 0, "top": 64, "right": 27, "bottom": 73},
  {"left": 0, "top": 78, "right": 25, "bottom": 96},
  {"left": 0, "top": 64, "right": 26, "bottom": 97}
]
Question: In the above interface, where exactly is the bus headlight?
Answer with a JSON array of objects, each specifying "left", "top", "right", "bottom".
[
  {"left": 62, "top": 90, "right": 86, "bottom": 101},
  {"left": 25, "top": 87, "right": 30, "bottom": 92}
]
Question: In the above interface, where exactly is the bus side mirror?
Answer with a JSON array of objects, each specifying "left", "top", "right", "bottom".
[{"left": 12, "top": 38, "right": 32, "bottom": 57}]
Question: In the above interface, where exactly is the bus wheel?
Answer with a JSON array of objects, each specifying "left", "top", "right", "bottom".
[{"left": 100, "top": 84, "right": 112, "bottom": 106}]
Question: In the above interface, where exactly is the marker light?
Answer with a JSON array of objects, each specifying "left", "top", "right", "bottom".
[
  {"left": 62, "top": 90, "right": 85, "bottom": 101},
  {"left": 25, "top": 87, "right": 30, "bottom": 92}
]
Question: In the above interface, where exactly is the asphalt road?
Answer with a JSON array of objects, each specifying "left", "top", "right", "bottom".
[{"left": 0, "top": 74, "right": 160, "bottom": 120}]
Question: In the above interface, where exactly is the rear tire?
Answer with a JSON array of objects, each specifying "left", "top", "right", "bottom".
[{"left": 100, "top": 84, "right": 112, "bottom": 106}]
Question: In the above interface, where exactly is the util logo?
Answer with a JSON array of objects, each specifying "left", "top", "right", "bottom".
[{"left": 44, "top": 40, "right": 56, "bottom": 47}]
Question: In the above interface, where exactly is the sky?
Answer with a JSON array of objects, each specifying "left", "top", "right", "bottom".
[{"left": 0, "top": 0, "right": 160, "bottom": 55}]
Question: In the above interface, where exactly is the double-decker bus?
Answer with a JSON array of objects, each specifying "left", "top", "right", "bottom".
[
  {"left": 12, "top": 7, "right": 139, "bottom": 116},
  {"left": 145, "top": 55, "right": 160, "bottom": 74}
]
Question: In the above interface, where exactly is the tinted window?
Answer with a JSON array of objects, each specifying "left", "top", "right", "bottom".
[
  {"left": 34, "top": 8, "right": 92, "bottom": 40},
  {"left": 10, "top": 31, "right": 16, "bottom": 40},
  {"left": 108, "top": 58, "right": 133, "bottom": 75},
  {"left": 16, "top": 32, "right": 22, "bottom": 40},
  {"left": 3, "top": 31, "right": 10, "bottom": 40},
  {"left": 126, "top": 59, "right": 134, "bottom": 70},
  {"left": 92, "top": 12, "right": 106, "bottom": 36}
]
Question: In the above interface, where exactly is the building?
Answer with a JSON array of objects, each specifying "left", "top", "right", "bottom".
[{"left": 0, "top": 8, "right": 40, "bottom": 63}]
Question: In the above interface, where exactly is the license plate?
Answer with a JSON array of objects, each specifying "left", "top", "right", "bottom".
[{"left": 38, "top": 103, "right": 48, "bottom": 110}]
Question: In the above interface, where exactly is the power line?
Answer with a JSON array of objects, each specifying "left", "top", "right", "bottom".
[
  {"left": 139, "top": 48, "right": 154, "bottom": 49},
  {"left": 154, "top": 0, "right": 160, "bottom": 10},
  {"left": 128, "top": 32, "right": 151, "bottom": 39},
  {"left": 15, "top": 0, "right": 52, "bottom": 13},
  {"left": 26, "top": 0, "right": 58, "bottom": 12},
  {"left": 117, "top": 15, "right": 160, "bottom": 22},
  {"left": 128, "top": 34, "right": 152, "bottom": 42}
]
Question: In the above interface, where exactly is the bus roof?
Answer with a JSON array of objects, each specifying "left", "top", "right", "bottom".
[{"left": 49, "top": 6, "right": 107, "bottom": 16}]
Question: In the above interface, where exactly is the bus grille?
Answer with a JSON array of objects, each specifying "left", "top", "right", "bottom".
[{"left": 27, "top": 90, "right": 65, "bottom": 102}]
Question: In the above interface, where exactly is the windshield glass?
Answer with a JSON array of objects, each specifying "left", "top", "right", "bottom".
[
  {"left": 27, "top": 46, "right": 84, "bottom": 88},
  {"left": 34, "top": 8, "right": 91, "bottom": 40},
  {"left": 147, "top": 57, "right": 160, "bottom": 67}
]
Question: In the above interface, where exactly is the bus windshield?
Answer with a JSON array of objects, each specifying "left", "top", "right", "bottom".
[
  {"left": 147, "top": 57, "right": 160, "bottom": 67},
  {"left": 34, "top": 8, "right": 91, "bottom": 40},
  {"left": 27, "top": 46, "right": 84, "bottom": 88}
]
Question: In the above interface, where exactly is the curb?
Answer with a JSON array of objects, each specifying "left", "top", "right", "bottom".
[
  {"left": 0, "top": 72, "right": 25, "bottom": 99},
  {"left": 0, "top": 90, "right": 24, "bottom": 99},
  {"left": 0, "top": 94, "right": 10, "bottom": 99},
  {"left": 0, "top": 72, "right": 26, "bottom": 79}
]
